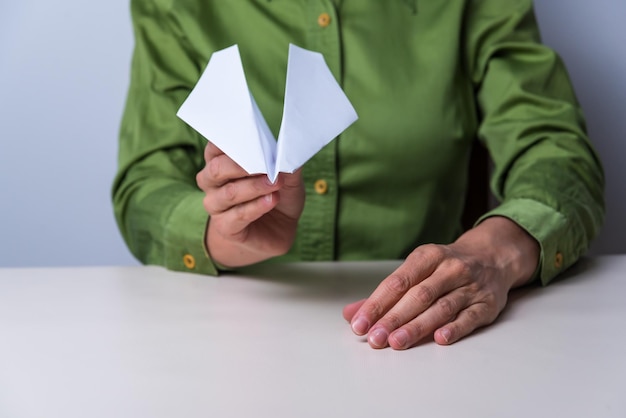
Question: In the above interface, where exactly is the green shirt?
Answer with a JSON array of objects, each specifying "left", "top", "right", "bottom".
[{"left": 113, "top": 0, "right": 605, "bottom": 284}]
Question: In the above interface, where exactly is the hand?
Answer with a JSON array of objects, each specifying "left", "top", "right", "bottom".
[
  {"left": 196, "top": 142, "right": 305, "bottom": 268},
  {"left": 343, "top": 217, "right": 540, "bottom": 349}
]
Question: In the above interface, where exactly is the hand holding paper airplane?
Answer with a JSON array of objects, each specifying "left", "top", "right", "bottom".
[{"left": 177, "top": 44, "right": 358, "bottom": 183}]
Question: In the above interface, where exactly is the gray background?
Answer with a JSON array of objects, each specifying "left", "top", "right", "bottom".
[{"left": 1, "top": 1, "right": 624, "bottom": 268}]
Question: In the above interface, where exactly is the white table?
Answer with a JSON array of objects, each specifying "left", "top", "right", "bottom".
[{"left": 0, "top": 256, "right": 624, "bottom": 418}]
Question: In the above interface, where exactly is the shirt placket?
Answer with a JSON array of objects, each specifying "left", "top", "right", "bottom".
[{"left": 298, "top": 0, "right": 342, "bottom": 261}]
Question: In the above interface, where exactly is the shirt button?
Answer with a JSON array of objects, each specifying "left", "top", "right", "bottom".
[
  {"left": 554, "top": 252, "right": 564, "bottom": 269},
  {"left": 317, "top": 12, "right": 331, "bottom": 28},
  {"left": 183, "top": 254, "right": 196, "bottom": 270},
  {"left": 314, "top": 179, "right": 328, "bottom": 195}
]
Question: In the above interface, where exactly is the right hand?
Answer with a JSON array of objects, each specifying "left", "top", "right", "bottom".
[{"left": 196, "top": 142, "right": 305, "bottom": 268}]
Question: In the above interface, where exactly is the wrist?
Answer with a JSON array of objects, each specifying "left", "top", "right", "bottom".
[{"left": 453, "top": 216, "right": 540, "bottom": 288}]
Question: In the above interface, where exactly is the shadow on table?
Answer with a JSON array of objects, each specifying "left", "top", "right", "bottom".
[
  {"left": 234, "top": 260, "right": 402, "bottom": 302},
  {"left": 233, "top": 256, "right": 601, "bottom": 347},
  {"left": 235, "top": 256, "right": 600, "bottom": 303},
  {"left": 498, "top": 256, "right": 600, "bottom": 320},
  {"left": 434, "top": 256, "right": 602, "bottom": 345}
]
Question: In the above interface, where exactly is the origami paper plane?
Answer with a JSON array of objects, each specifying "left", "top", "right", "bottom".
[{"left": 176, "top": 43, "right": 358, "bottom": 182}]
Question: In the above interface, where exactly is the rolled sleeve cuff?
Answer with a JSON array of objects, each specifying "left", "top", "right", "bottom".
[
  {"left": 476, "top": 198, "right": 574, "bottom": 286},
  {"left": 163, "top": 192, "right": 220, "bottom": 276}
]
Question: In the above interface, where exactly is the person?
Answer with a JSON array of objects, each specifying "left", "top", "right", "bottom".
[{"left": 113, "top": 0, "right": 605, "bottom": 350}]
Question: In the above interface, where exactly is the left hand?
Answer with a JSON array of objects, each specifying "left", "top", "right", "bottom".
[{"left": 343, "top": 216, "right": 540, "bottom": 349}]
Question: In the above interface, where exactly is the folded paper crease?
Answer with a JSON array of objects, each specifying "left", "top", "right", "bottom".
[{"left": 177, "top": 44, "right": 358, "bottom": 182}]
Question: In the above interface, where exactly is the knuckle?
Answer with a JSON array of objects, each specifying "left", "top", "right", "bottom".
[
  {"left": 409, "top": 244, "right": 450, "bottom": 269},
  {"left": 443, "top": 258, "right": 472, "bottom": 278},
  {"left": 436, "top": 297, "right": 457, "bottom": 319},
  {"left": 195, "top": 170, "right": 205, "bottom": 189},
  {"left": 222, "top": 182, "right": 238, "bottom": 204},
  {"left": 464, "top": 306, "right": 482, "bottom": 324},
  {"left": 204, "top": 144, "right": 212, "bottom": 161},
  {"left": 463, "top": 280, "right": 478, "bottom": 300},
  {"left": 413, "top": 283, "right": 437, "bottom": 307},
  {"left": 230, "top": 195, "right": 271, "bottom": 227},
  {"left": 366, "top": 299, "right": 385, "bottom": 319},
  {"left": 464, "top": 303, "right": 500, "bottom": 326},
  {"left": 207, "top": 156, "right": 222, "bottom": 181},
  {"left": 420, "top": 243, "right": 447, "bottom": 261},
  {"left": 482, "top": 291, "right": 498, "bottom": 309},
  {"left": 385, "top": 273, "right": 412, "bottom": 294},
  {"left": 482, "top": 303, "right": 500, "bottom": 323},
  {"left": 233, "top": 202, "right": 250, "bottom": 224}
]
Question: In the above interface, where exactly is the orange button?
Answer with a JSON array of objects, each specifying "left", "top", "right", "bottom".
[
  {"left": 314, "top": 179, "right": 328, "bottom": 195},
  {"left": 183, "top": 254, "right": 196, "bottom": 270},
  {"left": 554, "top": 252, "right": 564, "bottom": 269},
  {"left": 318, "top": 12, "right": 331, "bottom": 28}
]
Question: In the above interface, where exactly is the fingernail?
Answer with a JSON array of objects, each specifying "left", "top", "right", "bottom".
[
  {"left": 351, "top": 316, "right": 369, "bottom": 335},
  {"left": 391, "top": 330, "right": 408, "bottom": 348},
  {"left": 264, "top": 194, "right": 273, "bottom": 203},
  {"left": 440, "top": 328, "right": 451, "bottom": 343},
  {"left": 368, "top": 328, "right": 389, "bottom": 348}
]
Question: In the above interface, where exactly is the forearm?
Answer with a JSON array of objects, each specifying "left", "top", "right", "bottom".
[{"left": 466, "top": 1, "right": 605, "bottom": 284}]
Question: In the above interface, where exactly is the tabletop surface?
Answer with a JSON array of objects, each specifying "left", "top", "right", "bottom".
[{"left": 0, "top": 256, "right": 624, "bottom": 418}]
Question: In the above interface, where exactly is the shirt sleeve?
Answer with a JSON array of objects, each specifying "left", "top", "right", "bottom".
[
  {"left": 112, "top": 0, "right": 219, "bottom": 275},
  {"left": 464, "top": 0, "right": 605, "bottom": 285}
]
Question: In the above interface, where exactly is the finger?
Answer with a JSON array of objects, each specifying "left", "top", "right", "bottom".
[
  {"left": 210, "top": 192, "right": 279, "bottom": 237},
  {"left": 276, "top": 170, "right": 302, "bottom": 188},
  {"left": 204, "top": 175, "right": 281, "bottom": 215},
  {"left": 349, "top": 246, "right": 445, "bottom": 336},
  {"left": 384, "top": 288, "right": 471, "bottom": 350},
  {"left": 433, "top": 302, "right": 499, "bottom": 346},
  {"left": 364, "top": 259, "right": 471, "bottom": 346},
  {"left": 342, "top": 299, "right": 366, "bottom": 322},
  {"left": 204, "top": 142, "right": 225, "bottom": 160},
  {"left": 198, "top": 153, "right": 252, "bottom": 190},
  {"left": 272, "top": 171, "right": 305, "bottom": 220}
]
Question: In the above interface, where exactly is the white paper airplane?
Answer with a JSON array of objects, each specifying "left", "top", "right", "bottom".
[{"left": 177, "top": 44, "right": 358, "bottom": 182}]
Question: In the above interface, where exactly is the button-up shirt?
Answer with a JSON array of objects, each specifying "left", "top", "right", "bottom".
[{"left": 113, "top": 0, "right": 605, "bottom": 284}]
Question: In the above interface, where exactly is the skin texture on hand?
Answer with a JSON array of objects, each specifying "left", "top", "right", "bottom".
[
  {"left": 196, "top": 142, "right": 305, "bottom": 268},
  {"left": 343, "top": 216, "right": 540, "bottom": 349}
]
